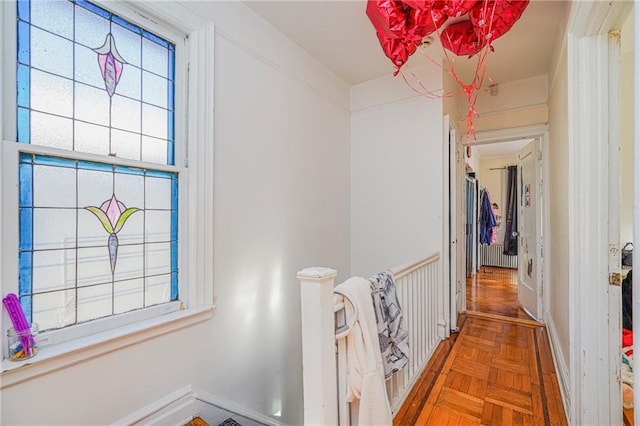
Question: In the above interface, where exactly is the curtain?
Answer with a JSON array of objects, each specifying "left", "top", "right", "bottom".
[{"left": 503, "top": 165, "right": 518, "bottom": 255}]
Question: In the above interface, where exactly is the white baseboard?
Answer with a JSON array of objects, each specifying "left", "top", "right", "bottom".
[
  {"left": 545, "top": 312, "right": 571, "bottom": 422},
  {"left": 112, "top": 385, "right": 196, "bottom": 426},
  {"left": 113, "top": 385, "right": 286, "bottom": 426}
]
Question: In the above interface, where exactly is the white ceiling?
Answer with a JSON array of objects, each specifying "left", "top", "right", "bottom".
[{"left": 244, "top": 0, "right": 567, "bottom": 86}]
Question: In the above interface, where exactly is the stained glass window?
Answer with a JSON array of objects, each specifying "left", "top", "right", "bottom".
[
  {"left": 17, "top": 0, "right": 175, "bottom": 164},
  {"left": 16, "top": 0, "right": 178, "bottom": 331}
]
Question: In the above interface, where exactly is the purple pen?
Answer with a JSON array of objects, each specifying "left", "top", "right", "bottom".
[{"left": 3, "top": 293, "right": 34, "bottom": 357}]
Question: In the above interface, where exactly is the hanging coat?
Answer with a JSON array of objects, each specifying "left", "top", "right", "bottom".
[{"left": 479, "top": 189, "right": 497, "bottom": 245}]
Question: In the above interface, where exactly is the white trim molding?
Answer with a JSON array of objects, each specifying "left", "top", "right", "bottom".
[
  {"left": 566, "top": 1, "right": 631, "bottom": 425},
  {"left": 471, "top": 124, "right": 548, "bottom": 145},
  {"left": 113, "top": 386, "right": 285, "bottom": 426},
  {"left": 545, "top": 312, "right": 570, "bottom": 421}
]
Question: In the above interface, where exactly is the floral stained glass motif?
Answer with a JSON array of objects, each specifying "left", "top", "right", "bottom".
[
  {"left": 86, "top": 194, "right": 140, "bottom": 273},
  {"left": 16, "top": 0, "right": 176, "bottom": 165},
  {"left": 93, "top": 33, "right": 126, "bottom": 97}
]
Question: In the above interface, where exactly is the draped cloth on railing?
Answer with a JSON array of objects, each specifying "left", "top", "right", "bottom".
[
  {"left": 368, "top": 270, "right": 409, "bottom": 379},
  {"left": 334, "top": 277, "right": 393, "bottom": 426}
]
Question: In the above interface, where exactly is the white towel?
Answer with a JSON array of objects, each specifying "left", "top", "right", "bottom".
[{"left": 334, "top": 277, "right": 392, "bottom": 426}]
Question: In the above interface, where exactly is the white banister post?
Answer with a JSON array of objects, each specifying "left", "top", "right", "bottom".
[{"left": 297, "top": 267, "right": 339, "bottom": 426}]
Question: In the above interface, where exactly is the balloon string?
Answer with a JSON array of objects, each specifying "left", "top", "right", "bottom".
[{"left": 396, "top": 0, "right": 501, "bottom": 150}]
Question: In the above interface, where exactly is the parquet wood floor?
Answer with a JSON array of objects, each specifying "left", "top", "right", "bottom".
[
  {"left": 395, "top": 267, "right": 567, "bottom": 425},
  {"left": 394, "top": 315, "right": 567, "bottom": 425},
  {"left": 466, "top": 267, "right": 532, "bottom": 320}
]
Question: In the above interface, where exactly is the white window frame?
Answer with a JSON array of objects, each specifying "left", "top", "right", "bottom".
[{"left": 0, "top": 0, "right": 214, "bottom": 387}]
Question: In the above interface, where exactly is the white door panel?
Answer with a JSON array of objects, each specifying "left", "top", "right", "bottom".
[{"left": 517, "top": 139, "right": 542, "bottom": 320}]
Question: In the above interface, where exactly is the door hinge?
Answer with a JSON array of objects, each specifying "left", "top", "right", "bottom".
[{"left": 610, "top": 272, "right": 621, "bottom": 286}]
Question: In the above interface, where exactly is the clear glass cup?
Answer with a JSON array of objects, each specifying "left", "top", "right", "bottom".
[{"left": 7, "top": 323, "right": 39, "bottom": 361}]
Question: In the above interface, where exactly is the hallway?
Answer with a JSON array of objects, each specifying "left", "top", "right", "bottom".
[{"left": 394, "top": 268, "right": 567, "bottom": 425}]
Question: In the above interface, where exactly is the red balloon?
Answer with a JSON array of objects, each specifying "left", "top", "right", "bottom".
[
  {"left": 401, "top": 0, "right": 437, "bottom": 10},
  {"left": 470, "top": 0, "right": 529, "bottom": 44},
  {"left": 366, "top": 0, "right": 409, "bottom": 40},
  {"left": 367, "top": 0, "right": 425, "bottom": 69},
  {"left": 407, "top": 5, "right": 448, "bottom": 43},
  {"left": 442, "top": 0, "right": 478, "bottom": 17},
  {"left": 440, "top": 19, "right": 484, "bottom": 57},
  {"left": 375, "top": 31, "right": 419, "bottom": 68}
]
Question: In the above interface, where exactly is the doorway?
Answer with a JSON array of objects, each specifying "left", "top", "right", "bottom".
[{"left": 448, "top": 125, "right": 548, "bottom": 325}]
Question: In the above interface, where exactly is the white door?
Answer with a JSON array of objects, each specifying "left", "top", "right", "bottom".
[
  {"left": 448, "top": 125, "right": 460, "bottom": 332},
  {"left": 516, "top": 139, "right": 542, "bottom": 320}
]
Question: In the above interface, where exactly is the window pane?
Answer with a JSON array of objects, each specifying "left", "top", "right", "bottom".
[
  {"left": 145, "top": 176, "right": 171, "bottom": 209},
  {"left": 74, "top": 5, "right": 110, "bottom": 49},
  {"left": 77, "top": 284, "right": 112, "bottom": 323},
  {"left": 30, "top": 111, "right": 73, "bottom": 150},
  {"left": 112, "top": 129, "right": 141, "bottom": 161},
  {"left": 32, "top": 290, "right": 76, "bottom": 331},
  {"left": 145, "top": 210, "right": 171, "bottom": 242},
  {"left": 146, "top": 242, "right": 171, "bottom": 276},
  {"left": 142, "top": 103, "right": 167, "bottom": 140},
  {"left": 142, "top": 71, "right": 167, "bottom": 108},
  {"left": 75, "top": 44, "right": 106, "bottom": 88},
  {"left": 114, "top": 278, "right": 144, "bottom": 314},
  {"left": 75, "top": 83, "right": 110, "bottom": 126},
  {"left": 141, "top": 135, "right": 167, "bottom": 164},
  {"left": 32, "top": 249, "right": 76, "bottom": 293},
  {"left": 114, "top": 172, "right": 144, "bottom": 207},
  {"left": 115, "top": 64, "right": 141, "bottom": 99},
  {"left": 145, "top": 274, "right": 171, "bottom": 306},
  {"left": 31, "top": 27, "right": 73, "bottom": 79},
  {"left": 31, "top": 0, "right": 74, "bottom": 39},
  {"left": 112, "top": 95, "right": 141, "bottom": 133},
  {"left": 77, "top": 247, "right": 112, "bottom": 287},
  {"left": 77, "top": 168, "right": 112, "bottom": 209},
  {"left": 115, "top": 212, "right": 144, "bottom": 245},
  {"left": 111, "top": 22, "right": 141, "bottom": 68},
  {"left": 33, "top": 164, "right": 76, "bottom": 207},
  {"left": 33, "top": 208, "right": 77, "bottom": 250},
  {"left": 114, "top": 245, "right": 143, "bottom": 282},
  {"left": 31, "top": 69, "right": 73, "bottom": 117},
  {"left": 142, "top": 37, "right": 168, "bottom": 77},
  {"left": 74, "top": 121, "right": 110, "bottom": 156}
]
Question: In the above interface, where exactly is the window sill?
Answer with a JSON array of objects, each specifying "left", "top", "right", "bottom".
[{"left": 0, "top": 305, "right": 215, "bottom": 389}]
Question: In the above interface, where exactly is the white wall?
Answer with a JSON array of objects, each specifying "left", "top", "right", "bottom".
[
  {"left": 0, "top": 2, "right": 351, "bottom": 425},
  {"left": 620, "top": 13, "right": 634, "bottom": 247},
  {"left": 457, "top": 75, "right": 549, "bottom": 133},
  {"left": 547, "top": 30, "right": 570, "bottom": 386},
  {"left": 350, "top": 64, "right": 443, "bottom": 277}
]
